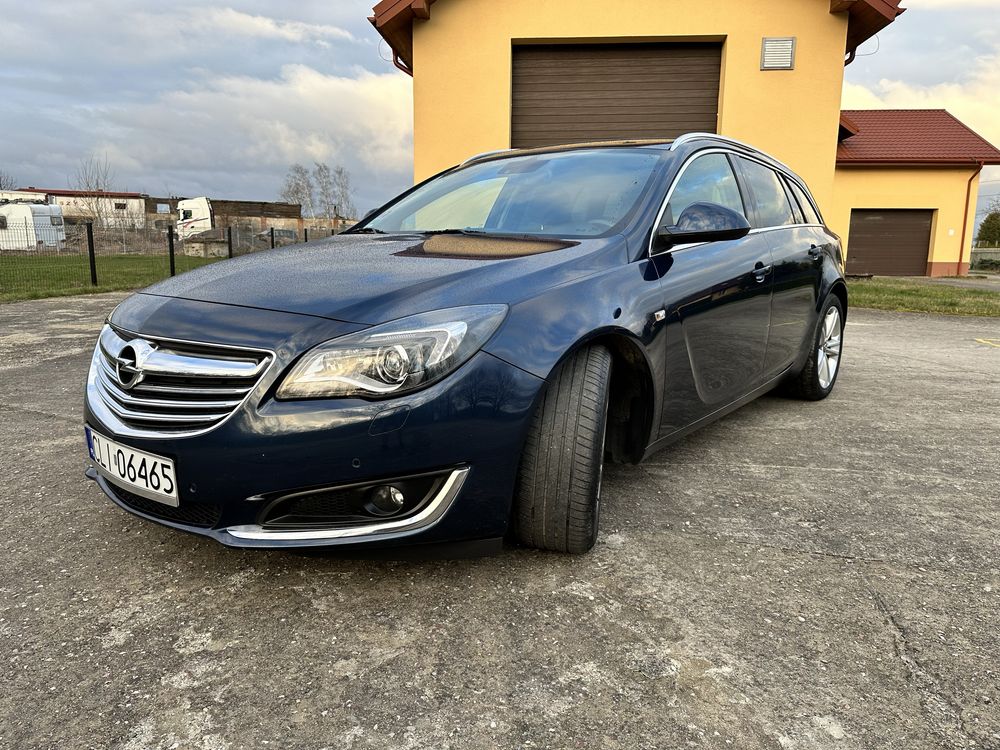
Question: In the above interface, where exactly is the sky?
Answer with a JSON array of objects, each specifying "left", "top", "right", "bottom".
[{"left": 0, "top": 0, "right": 998, "bottom": 222}]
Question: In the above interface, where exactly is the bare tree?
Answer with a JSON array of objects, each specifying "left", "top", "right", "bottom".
[
  {"left": 73, "top": 154, "right": 116, "bottom": 226},
  {"left": 313, "top": 162, "right": 336, "bottom": 222},
  {"left": 280, "top": 164, "right": 315, "bottom": 218},
  {"left": 332, "top": 165, "right": 356, "bottom": 219},
  {"left": 0, "top": 169, "right": 17, "bottom": 190}
]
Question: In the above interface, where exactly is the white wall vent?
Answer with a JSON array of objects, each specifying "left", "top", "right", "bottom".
[{"left": 761, "top": 37, "right": 796, "bottom": 70}]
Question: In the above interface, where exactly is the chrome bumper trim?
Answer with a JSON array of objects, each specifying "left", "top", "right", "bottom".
[{"left": 223, "top": 467, "right": 470, "bottom": 542}]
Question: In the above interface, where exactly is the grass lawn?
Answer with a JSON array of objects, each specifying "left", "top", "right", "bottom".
[
  {"left": 1, "top": 254, "right": 218, "bottom": 303},
  {"left": 847, "top": 277, "right": 1000, "bottom": 317}
]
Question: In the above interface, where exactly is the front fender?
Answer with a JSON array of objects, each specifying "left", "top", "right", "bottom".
[{"left": 482, "top": 256, "right": 666, "bottom": 444}]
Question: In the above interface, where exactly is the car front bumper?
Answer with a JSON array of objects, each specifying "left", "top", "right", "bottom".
[{"left": 85, "top": 339, "right": 545, "bottom": 550}]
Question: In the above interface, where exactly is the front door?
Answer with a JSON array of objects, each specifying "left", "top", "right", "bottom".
[{"left": 651, "top": 152, "right": 774, "bottom": 436}]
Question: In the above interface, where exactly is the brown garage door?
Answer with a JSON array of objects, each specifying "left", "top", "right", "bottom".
[
  {"left": 511, "top": 43, "right": 721, "bottom": 149},
  {"left": 846, "top": 209, "right": 933, "bottom": 276}
]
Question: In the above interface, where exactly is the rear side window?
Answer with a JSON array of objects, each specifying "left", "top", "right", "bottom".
[
  {"left": 737, "top": 157, "right": 796, "bottom": 228},
  {"left": 663, "top": 153, "right": 746, "bottom": 225},
  {"left": 787, "top": 179, "right": 822, "bottom": 225}
]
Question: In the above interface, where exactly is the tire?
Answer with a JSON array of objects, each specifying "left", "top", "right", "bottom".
[
  {"left": 784, "top": 294, "right": 844, "bottom": 401},
  {"left": 513, "top": 345, "right": 612, "bottom": 554}
]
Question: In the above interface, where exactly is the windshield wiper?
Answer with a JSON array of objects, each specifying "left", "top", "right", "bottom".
[
  {"left": 420, "top": 228, "right": 489, "bottom": 236},
  {"left": 350, "top": 227, "right": 388, "bottom": 234}
]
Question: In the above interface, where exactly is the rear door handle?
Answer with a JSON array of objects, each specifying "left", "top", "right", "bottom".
[{"left": 753, "top": 262, "right": 772, "bottom": 282}]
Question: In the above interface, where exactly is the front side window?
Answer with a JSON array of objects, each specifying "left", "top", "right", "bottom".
[
  {"left": 663, "top": 153, "right": 746, "bottom": 225},
  {"left": 737, "top": 158, "right": 796, "bottom": 228},
  {"left": 364, "top": 148, "right": 664, "bottom": 238}
]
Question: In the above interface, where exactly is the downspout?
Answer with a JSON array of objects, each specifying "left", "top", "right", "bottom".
[
  {"left": 392, "top": 51, "right": 414, "bottom": 77},
  {"left": 957, "top": 161, "right": 983, "bottom": 275}
]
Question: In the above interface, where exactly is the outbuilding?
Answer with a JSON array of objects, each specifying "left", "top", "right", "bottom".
[{"left": 368, "top": 0, "right": 1000, "bottom": 276}]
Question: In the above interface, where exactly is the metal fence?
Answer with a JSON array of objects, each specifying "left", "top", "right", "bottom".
[
  {"left": 0, "top": 221, "right": 342, "bottom": 302},
  {"left": 970, "top": 245, "right": 1000, "bottom": 271}
]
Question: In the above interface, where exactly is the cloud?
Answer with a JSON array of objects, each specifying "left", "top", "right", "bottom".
[
  {"left": 0, "top": 2, "right": 412, "bottom": 213},
  {"left": 843, "top": 51, "right": 1000, "bottom": 222},
  {"left": 0, "top": 3, "right": 362, "bottom": 69},
  {"left": 904, "top": 0, "right": 1000, "bottom": 6},
  {"left": 188, "top": 8, "right": 354, "bottom": 42},
  {"left": 92, "top": 65, "right": 414, "bottom": 212},
  {"left": 843, "top": 53, "right": 1000, "bottom": 146}
]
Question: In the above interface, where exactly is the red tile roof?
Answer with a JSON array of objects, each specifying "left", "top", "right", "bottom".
[
  {"left": 837, "top": 109, "right": 1000, "bottom": 166},
  {"left": 370, "top": 0, "right": 903, "bottom": 74},
  {"left": 17, "top": 187, "right": 147, "bottom": 199}
]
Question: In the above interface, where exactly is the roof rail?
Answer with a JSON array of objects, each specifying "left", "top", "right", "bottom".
[
  {"left": 669, "top": 132, "right": 758, "bottom": 152},
  {"left": 670, "top": 132, "right": 802, "bottom": 183},
  {"left": 461, "top": 148, "right": 514, "bottom": 166}
]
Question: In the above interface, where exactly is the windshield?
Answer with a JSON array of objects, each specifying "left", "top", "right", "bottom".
[{"left": 362, "top": 148, "right": 664, "bottom": 238}]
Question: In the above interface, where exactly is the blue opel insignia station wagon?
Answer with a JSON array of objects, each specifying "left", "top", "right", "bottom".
[{"left": 84, "top": 134, "right": 847, "bottom": 554}]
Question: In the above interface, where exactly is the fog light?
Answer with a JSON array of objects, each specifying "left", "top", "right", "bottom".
[{"left": 366, "top": 485, "right": 405, "bottom": 516}]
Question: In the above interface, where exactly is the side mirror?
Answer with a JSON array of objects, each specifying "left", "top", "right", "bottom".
[{"left": 654, "top": 202, "right": 751, "bottom": 252}]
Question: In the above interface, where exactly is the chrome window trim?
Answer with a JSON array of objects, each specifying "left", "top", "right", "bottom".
[
  {"left": 86, "top": 324, "right": 277, "bottom": 440},
  {"left": 669, "top": 133, "right": 799, "bottom": 176},
  {"left": 223, "top": 467, "right": 470, "bottom": 542},
  {"left": 647, "top": 146, "right": 823, "bottom": 258}
]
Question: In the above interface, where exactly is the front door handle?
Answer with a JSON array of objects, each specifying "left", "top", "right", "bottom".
[
  {"left": 753, "top": 262, "right": 772, "bottom": 283},
  {"left": 808, "top": 244, "right": 822, "bottom": 257}
]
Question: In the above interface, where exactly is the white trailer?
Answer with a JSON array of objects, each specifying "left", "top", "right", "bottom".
[
  {"left": 177, "top": 197, "right": 213, "bottom": 239},
  {"left": 0, "top": 201, "right": 67, "bottom": 251}
]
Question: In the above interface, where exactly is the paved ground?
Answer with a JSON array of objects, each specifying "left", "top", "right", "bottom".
[{"left": 1, "top": 293, "right": 998, "bottom": 750}]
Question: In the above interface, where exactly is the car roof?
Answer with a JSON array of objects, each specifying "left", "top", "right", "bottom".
[
  {"left": 458, "top": 134, "right": 810, "bottom": 192},
  {"left": 460, "top": 140, "right": 674, "bottom": 166}
]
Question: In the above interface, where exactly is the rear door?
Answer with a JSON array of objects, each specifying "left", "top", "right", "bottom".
[
  {"left": 652, "top": 152, "right": 774, "bottom": 436},
  {"left": 734, "top": 157, "right": 822, "bottom": 376}
]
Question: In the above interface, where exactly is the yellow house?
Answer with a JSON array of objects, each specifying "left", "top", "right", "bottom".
[{"left": 369, "top": 0, "right": 1000, "bottom": 276}]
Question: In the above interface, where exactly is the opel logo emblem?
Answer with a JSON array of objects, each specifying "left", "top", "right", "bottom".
[{"left": 115, "top": 339, "right": 156, "bottom": 390}]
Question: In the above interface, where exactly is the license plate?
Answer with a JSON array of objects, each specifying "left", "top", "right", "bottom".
[{"left": 85, "top": 427, "right": 178, "bottom": 507}]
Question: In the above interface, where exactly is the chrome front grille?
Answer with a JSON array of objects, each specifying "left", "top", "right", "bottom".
[{"left": 87, "top": 325, "right": 272, "bottom": 438}]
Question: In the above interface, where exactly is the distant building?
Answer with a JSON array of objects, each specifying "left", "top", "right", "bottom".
[
  {"left": 17, "top": 188, "right": 146, "bottom": 229},
  {"left": 12, "top": 188, "right": 339, "bottom": 235}
]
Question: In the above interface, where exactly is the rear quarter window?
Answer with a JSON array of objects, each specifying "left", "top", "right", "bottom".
[{"left": 787, "top": 179, "right": 822, "bottom": 225}]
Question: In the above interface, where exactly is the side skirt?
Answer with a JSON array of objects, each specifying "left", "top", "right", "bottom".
[{"left": 641, "top": 366, "right": 791, "bottom": 461}]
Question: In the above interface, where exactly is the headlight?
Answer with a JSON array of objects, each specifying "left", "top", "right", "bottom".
[{"left": 276, "top": 305, "right": 508, "bottom": 399}]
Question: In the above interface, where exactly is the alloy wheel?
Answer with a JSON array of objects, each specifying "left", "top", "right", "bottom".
[{"left": 816, "top": 307, "right": 842, "bottom": 389}]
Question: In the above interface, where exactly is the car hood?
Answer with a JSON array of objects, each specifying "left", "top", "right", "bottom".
[{"left": 139, "top": 232, "right": 624, "bottom": 324}]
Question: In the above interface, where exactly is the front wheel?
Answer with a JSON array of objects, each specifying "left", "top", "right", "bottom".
[
  {"left": 785, "top": 295, "right": 844, "bottom": 400},
  {"left": 513, "top": 346, "right": 612, "bottom": 554}
]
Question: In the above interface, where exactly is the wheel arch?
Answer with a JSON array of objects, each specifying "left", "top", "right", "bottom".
[
  {"left": 546, "top": 328, "right": 658, "bottom": 465},
  {"left": 829, "top": 278, "right": 848, "bottom": 320}
]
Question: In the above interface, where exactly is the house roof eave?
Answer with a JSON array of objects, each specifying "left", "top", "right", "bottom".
[{"left": 370, "top": 0, "right": 906, "bottom": 73}]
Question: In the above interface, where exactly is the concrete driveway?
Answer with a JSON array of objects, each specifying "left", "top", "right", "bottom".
[{"left": 1, "top": 293, "right": 998, "bottom": 750}]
